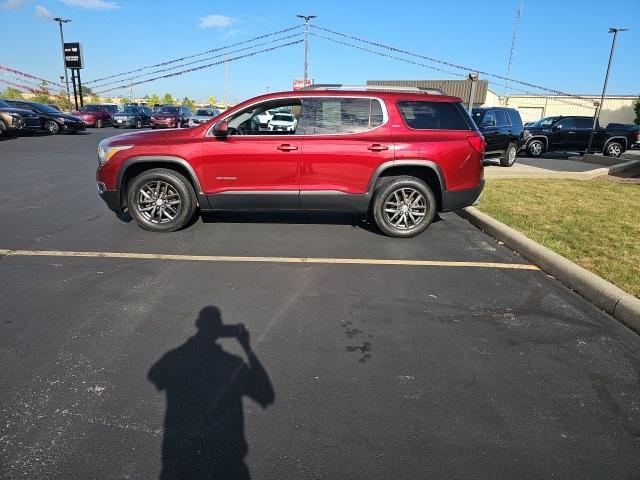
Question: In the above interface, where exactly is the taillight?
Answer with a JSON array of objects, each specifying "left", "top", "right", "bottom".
[
  {"left": 636, "top": 131, "right": 640, "bottom": 142},
  {"left": 467, "top": 134, "right": 485, "bottom": 154}
]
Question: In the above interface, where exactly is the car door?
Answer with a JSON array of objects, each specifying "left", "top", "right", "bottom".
[
  {"left": 494, "top": 110, "right": 512, "bottom": 153},
  {"left": 572, "top": 117, "right": 595, "bottom": 150},
  {"left": 298, "top": 96, "right": 394, "bottom": 209},
  {"left": 479, "top": 110, "right": 502, "bottom": 155},
  {"left": 198, "top": 98, "right": 306, "bottom": 209},
  {"left": 552, "top": 118, "right": 577, "bottom": 149}
]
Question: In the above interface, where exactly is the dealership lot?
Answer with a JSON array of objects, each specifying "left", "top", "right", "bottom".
[{"left": 1, "top": 130, "right": 640, "bottom": 478}]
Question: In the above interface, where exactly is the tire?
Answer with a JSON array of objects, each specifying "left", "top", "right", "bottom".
[
  {"left": 175, "top": 119, "right": 181, "bottom": 129},
  {"left": 604, "top": 142, "right": 623, "bottom": 158},
  {"left": 500, "top": 142, "right": 518, "bottom": 167},
  {"left": 44, "top": 120, "right": 60, "bottom": 135},
  {"left": 96, "top": 118, "right": 103, "bottom": 128},
  {"left": 113, "top": 125, "right": 120, "bottom": 128},
  {"left": 136, "top": 118, "right": 142, "bottom": 129},
  {"left": 0, "top": 120, "right": 6, "bottom": 136},
  {"left": 526, "top": 139, "right": 544, "bottom": 157},
  {"left": 371, "top": 176, "right": 437, "bottom": 238},
  {"left": 127, "top": 169, "right": 197, "bottom": 232},
  {"left": 151, "top": 124, "right": 157, "bottom": 129}
]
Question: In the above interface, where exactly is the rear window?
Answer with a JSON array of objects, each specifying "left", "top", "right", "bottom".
[
  {"left": 507, "top": 110, "right": 523, "bottom": 127},
  {"left": 397, "top": 101, "right": 470, "bottom": 130}
]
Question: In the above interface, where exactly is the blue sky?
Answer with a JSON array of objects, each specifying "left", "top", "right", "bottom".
[{"left": 1, "top": 0, "right": 638, "bottom": 103}]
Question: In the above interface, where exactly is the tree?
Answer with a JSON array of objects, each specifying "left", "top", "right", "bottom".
[
  {"left": 1, "top": 87, "right": 24, "bottom": 99},
  {"left": 634, "top": 96, "right": 640, "bottom": 125},
  {"left": 32, "top": 81, "right": 51, "bottom": 104},
  {"left": 81, "top": 85, "right": 94, "bottom": 97},
  {"left": 181, "top": 96, "right": 195, "bottom": 110},
  {"left": 147, "top": 93, "right": 161, "bottom": 106},
  {"left": 162, "top": 93, "right": 174, "bottom": 105}
]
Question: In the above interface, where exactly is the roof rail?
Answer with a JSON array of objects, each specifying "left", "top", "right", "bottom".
[{"left": 301, "top": 84, "right": 445, "bottom": 95}]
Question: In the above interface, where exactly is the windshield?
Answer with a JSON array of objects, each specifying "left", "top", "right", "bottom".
[
  {"left": 157, "top": 106, "right": 179, "bottom": 114},
  {"left": 272, "top": 114, "right": 293, "bottom": 122},
  {"left": 0, "top": 99, "right": 10, "bottom": 108},
  {"left": 195, "top": 109, "right": 216, "bottom": 116},
  {"left": 471, "top": 109, "right": 484, "bottom": 126},
  {"left": 528, "top": 116, "right": 560, "bottom": 128},
  {"left": 120, "top": 107, "right": 139, "bottom": 114},
  {"left": 80, "top": 105, "right": 101, "bottom": 112}
]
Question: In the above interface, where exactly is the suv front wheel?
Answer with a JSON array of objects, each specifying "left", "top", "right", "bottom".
[
  {"left": 371, "top": 176, "right": 436, "bottom": 238},
  {"left": 127, "top": 169, "right": 197, "bottom": 232}
]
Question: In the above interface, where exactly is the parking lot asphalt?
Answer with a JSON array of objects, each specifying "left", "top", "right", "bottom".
[{"left": 1, "top": 129, "right": 639, "bottom": 479}]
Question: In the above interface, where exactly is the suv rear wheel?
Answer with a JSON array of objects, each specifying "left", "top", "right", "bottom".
[
  {"left": 127, "top": 169, "right": 197, "bottom": 232},
  {"left": 501, "top": 142, "right": 518, "bottom": 167},
  {"left": 371, "top": 176, "right": 436, "bottom": 238},
  {"left": 604, "top": 142, "right": 623, "bottom": 157}
]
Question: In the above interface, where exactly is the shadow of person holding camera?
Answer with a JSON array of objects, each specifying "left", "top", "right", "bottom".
[{"left": 148, "top": 306, "right": 275, "bottom": 479}]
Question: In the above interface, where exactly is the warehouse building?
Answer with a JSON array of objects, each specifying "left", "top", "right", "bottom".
[{"left": 367, "top": 80, "right": 638, "bottom": 125}]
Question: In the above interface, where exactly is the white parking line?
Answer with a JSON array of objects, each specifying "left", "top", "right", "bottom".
[{"left": 0, "top": 248, "right": 540, "bottom": 270}]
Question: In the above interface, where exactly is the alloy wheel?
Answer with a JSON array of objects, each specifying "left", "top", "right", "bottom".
[
  {"left": 608, "top": 143, "right": 621, "bottom": 157},
  {"left": 529, "top": 141, "right": 543, "bottom": 156},
  {"left": 45, "top": 120, "right": 59, "bottom": 135},
  {"left": 383, "top": 187, "right": 427, "bottom": 230},
  {"left": 135, "top": 180, "right": 182, "bottom": 224}
]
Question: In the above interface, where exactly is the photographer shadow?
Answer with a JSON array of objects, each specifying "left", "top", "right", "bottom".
[{"left": 148, "top": 306, "right": 274, "bottom": 479}]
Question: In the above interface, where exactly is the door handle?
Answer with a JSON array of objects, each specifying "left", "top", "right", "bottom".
[
  {"left": 367, "top": 144, "right": 389, "bottom": 152},
  {"left": 277, "top": 144, "right": 298, "bottom": 151}
]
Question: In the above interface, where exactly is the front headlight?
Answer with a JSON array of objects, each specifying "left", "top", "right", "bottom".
[
  {"left": 56, "top": 117, "right": 68, "bottom": 123},
  {"left": 523, "top": 129, "right": 531, "bottom": 138},
  {"left": 98, "top": 144, "right": 133, "bottom": 165}
]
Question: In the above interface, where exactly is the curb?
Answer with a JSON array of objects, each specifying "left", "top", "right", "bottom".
[{"left": 458, "top": 207, "right": 640, "bottom": 334}]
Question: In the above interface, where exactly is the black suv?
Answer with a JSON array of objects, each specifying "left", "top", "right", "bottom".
[
  {"left": 472, "top": 107, "right": 524, "bottom": 167},
  {"left": 523, "top": 116, "right": 636, "bottom": 157}
]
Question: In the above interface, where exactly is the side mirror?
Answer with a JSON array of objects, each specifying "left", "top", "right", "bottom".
[
  {"left": 213, "top": 120, "right": 228, "bottom": 137},
  {"left": 552, "top": 124, "right": 562, "bottom": 131}
]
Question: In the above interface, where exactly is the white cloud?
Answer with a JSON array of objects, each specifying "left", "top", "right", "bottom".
[
  {"left": 61, "top": 0, "right": 120, "bottom": 10},
  {"left": 198, "top": 14, "right": 236, "bottom": 28},
  {"left": 35, "top": 4, "right": 53, "bottom": 18},
  {"left": 1, "top": 0, "right": 26, "bottom": 10}
]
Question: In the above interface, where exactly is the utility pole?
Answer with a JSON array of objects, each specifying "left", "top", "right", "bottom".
[
  {"left": 586, "top": 27, "right": 629, "bottom": 154},
  {"left": 467, "top": 72, "right": 479, "bottom": 112},
  {"left": 296, "top": 14, "right": 316, "bottom": 87},
  {"left": 53, "top": 17, "right": 72, "bottom": 110}
]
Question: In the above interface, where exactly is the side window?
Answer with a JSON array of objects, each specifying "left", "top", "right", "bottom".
[
  {"left": 573, "top": 118, "right": 593, "bottom": 130},
  {"left": 556, "top": 118, "right": 575, "bottom": 130},
  {"left": 507, "top": 110, "right": 523, "bottom": 127},
  {"left": 309, "top": 98, "right": 385, "bottom": 135},
  {"left": 481, "top": 111, "right": 497, "bottom": 128},
  {"left": 494, "top": 110, "right": 511, "bottom": 127},
  {"left": 225, "top": 99, "right": 304, "bottom": 136},
  {"left": 397, "top": 101, "right": 471, "bottom": 130}
]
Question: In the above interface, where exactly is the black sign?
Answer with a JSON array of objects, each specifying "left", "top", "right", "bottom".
[{"left": 64, "top": 42, "right": 83, "bottom": 69}]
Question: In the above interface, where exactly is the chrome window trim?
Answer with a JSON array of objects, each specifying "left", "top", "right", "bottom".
[{"left": 205, "top": 95, "right": 389, "bottom": 138}]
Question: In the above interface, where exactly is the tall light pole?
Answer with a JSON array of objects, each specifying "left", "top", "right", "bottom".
[
  {"left": 53, "top": 17, "right": 72, "bottom": 109},
  {"left": 586, "top": 27, "right": 629, "bottom": 154},
  {"left": 296, "top": 14, "right": 316, "bottom": 87}
]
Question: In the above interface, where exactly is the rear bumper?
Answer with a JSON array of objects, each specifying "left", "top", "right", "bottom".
[{"left": 441, "top": 180, "right": 485, "bottom": 212}]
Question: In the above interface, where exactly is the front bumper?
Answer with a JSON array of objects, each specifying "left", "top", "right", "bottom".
[
  {"left": 151, "top": 118, "right": 178, "bottom": 128},
  {"left": 97, "top": 182, "right": 123, "bottom": 214},
  {"left": 113, "top": 117, "right": 137, "bottom": 127},
  {"left": 441, "top": 180, "right": 485, "bottom": 212},
  {"left": 61, "top": 121, "right": 86, "bottom": 132}
]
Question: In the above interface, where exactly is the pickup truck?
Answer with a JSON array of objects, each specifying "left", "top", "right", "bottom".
[{"left": 523, "top": 115, "right": 637, "bottom": 158}]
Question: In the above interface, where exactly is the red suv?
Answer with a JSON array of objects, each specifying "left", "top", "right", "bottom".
[
  {"left": 96, "top": 87, "right": 484, "bottom": 237},
  {"left": 73, "top": 104, "right": 117, "bottom": 128}
]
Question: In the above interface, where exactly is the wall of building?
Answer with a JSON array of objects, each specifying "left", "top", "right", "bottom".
[{"left": 485, "top": 91, "right": 637, "bottom": 126}]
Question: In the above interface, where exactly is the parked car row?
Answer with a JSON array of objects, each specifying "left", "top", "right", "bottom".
[{"left": 0, "top": 99, "right": 224, "bottom": 137}]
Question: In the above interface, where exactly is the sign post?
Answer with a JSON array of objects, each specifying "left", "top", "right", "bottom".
[{"left": 64, "top": 42, "right": 84, "bottom": 109}]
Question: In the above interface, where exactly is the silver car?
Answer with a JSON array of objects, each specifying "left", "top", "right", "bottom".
[{"left": 188, "top": 107, "right": 221, "bottom": 127}]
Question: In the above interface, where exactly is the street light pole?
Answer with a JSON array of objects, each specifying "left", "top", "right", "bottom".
[
  {"left": 53, "top": 17, "right": 72, "bottom": 110},
  {"left": 296, "top": 15, "right": 316, "bottom": 87},
  {"left": 586, "top": 27, "right": 629, "bottom": 154}
]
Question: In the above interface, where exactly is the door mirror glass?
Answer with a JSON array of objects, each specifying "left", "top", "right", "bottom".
[{"left": 213, "top": 120, "right": 228, "bottom": 137}]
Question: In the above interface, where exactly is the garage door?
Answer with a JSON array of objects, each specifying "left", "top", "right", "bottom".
[{"left": 518, "top": 107, "right": 544, "bottom": 124}]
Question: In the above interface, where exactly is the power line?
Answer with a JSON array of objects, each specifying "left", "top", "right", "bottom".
[
  {"left": 94, "top": 39, "right": 303, "bottom": 95},
  {"left": 86, "top": 25, "right": 303, "bottom": 85},
  {"left": 90, "top": 32, "right": 304, "bottom": 90},
  {"left": 0, "top": 65, "right": 64, "bottom": 89},
  {"left": 309, "top": 24, "right": 592, "bottom": 101}
]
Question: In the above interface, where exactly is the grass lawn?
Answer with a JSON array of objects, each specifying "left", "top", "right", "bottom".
[{"left": 477, "top": 178, "right": 640, "bottom": 298}]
